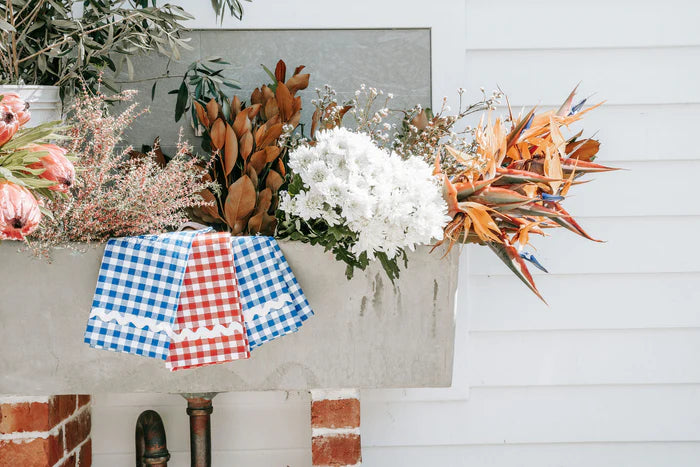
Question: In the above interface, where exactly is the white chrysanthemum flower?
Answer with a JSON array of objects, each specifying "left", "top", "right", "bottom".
[{"left": 281, "top": 128, "right": 451, "bottom": 259}]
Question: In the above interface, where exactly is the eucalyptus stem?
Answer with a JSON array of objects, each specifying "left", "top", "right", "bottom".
[{"left": 17, "top": 12, "right": 140, "bottom": 65}]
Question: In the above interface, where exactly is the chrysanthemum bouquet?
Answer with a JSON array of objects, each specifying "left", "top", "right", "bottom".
[
  {"left": 0, "top": 93, "right": 75, "bottom": 241},
  {"left": 278, "top": 128, "right": 450, "bottom": 280},
  {"left": 275, "top": 81, "right": 615, "bottom": 296}
]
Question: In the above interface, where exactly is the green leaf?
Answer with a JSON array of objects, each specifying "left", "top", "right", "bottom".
[
  {"left": 175, "top": 81, "right": 188, "bottom": 122},
  {"left": 261, "top": 64, "right": 277, "bottom": 84},
  {"left": 0, "top": 18, "right": 16, "bottom": 33}
]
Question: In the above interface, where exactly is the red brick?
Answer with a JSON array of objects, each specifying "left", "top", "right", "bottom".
[
  {"left": 0, "top": 433, "right": 63, "bottom": 467},
  {"left": 0, "top": 402, "right": 50, "bottom": 433},
  {"left": 78, "top": 438, "right": 92, "bottom": 467},
  {"left": 59, "top": 453, "right": 76, "bottom": 467},
  {"left": 312, "top": 434, "right": 361, "bottom": 466},
  {"left": 311, "top": 398, "right": 360, "bottom": 429},
  {"left": 48, "top": 428, "right": 65, "bottom": 465},
  {"left": 49, "top": 395, "right": 77, "bottom": 427},
  {"left": 65, "top": 409, "right": 91, "bottom": 453},
  {"left": 77, "top": 395, "right": 90, "bottom": 408}
]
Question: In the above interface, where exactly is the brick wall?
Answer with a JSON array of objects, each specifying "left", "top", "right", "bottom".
[
  {"left": 310, "top": 389, "right": 361, "bottom": 467},
  {"left": 0, "top": 395, "right": 91, "bottom": 467}
]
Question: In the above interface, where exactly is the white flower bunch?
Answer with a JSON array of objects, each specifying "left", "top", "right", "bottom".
[{"left": 280, "top": 127, "right": 450, "bottom": 260}]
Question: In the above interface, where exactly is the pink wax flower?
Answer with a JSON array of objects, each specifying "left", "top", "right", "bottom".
[
  {"left": 0, "top": 93, "right": 31, "bottom": 146},
  {"left": 27, "top": 144, "right": 76, "bottom": 193},
  {"left": 0, "top": 181, "right": 41, "bottom": 240}
]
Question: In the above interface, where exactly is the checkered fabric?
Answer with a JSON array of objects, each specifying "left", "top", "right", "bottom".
[
  {"left": 84, "top": 229, "right": 208, "bottom": 360},
  {"left": 166, "top": 232, "right": 250, "bottom": 371},
  {"left": 231, "top": 236, "right": 314, "bottom": 350}
]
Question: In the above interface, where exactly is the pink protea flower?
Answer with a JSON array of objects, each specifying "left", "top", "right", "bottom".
[
  {"left": 26, "top": 144, "right": 76, "bottom": 193},
  {"left": 1, "top": 93, "right": 31, "bottom": 125},
  {"left": 0, "top": 93, "right": 31, "bottom": 146},
  {"left": 0, "top": 181, "right": 41, "bottom": 240}
]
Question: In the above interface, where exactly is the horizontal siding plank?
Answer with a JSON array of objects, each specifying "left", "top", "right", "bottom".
[
  {"left": 467, "top": 329, "right": 700, "bottom": 386},
  {"left": 365, "top": 442, "right": 700, "bottom": 467},
  {"left": 561, "top": 160, "right": 698, "bottom": 217},
  {"left": 468, "top": 273, "right": 700, "bottom": 331},
  {"left": 466, "top": 0, "right": 700, "bottom": 50},
  {"left": 362, "top": 385, "right": 700, "bottom": 445},
  {"left": 468, "top": 216, "right": 700, "bottom": 275},
  {"left": 465, "top": 47, "right": 700, "bottom": 105}
]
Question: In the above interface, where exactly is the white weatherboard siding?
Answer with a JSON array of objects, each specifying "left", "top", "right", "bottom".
[{"left": 91, "top": 0, "right": 700, "bottom": 465}]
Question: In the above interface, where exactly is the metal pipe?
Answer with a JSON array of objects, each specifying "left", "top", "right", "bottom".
[
  {"left": 183, "top": 393, "right": 217, "bottom": 467},
  {"left": 135, "top": 410, "right": 170, "bottom": 467}
]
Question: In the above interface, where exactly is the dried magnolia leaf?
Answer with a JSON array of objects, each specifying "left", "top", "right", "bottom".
[
  {"left": 288, "top": 110, "right": 301, "bottom": 129},
  {"left": 293, "top": 96, "right": 302, "bottom": 113},
  {"left": 275, "top": 60, "right": 286, "bottom": 83},
  {"left": 210, "top": 118, "right": 226, "bottom": 150},
  {"left": 224, "top": 123, "right": 238, "bottom": 176},
  {"left": 276, "top": 82, "right": 294, "bottom": 121},
  {"left": 206, "top": 99, "right": 219, "bottom": 122},
  {"left": 247, "top": 212, "right": 263, "bottom": 235},
  {"left": 277, "top": 159, "right": 286, "bottom": 177},
  {"left": 256, "top": 188, "right": 272, "bottom": 214},
  {"left": 249, "top": 149, "right": 267, "bottom": 174},
  {"left": 248, "top": 188, "right": 273, "bottom": 234},
  {"left": 224, "top": 175, "right": 256, "bottom": 234},
  {"left": 246, "top": 164, "right": 258, "bottom": 188},
  {"left": 286, "top": 73, "right": 310, "bottom": 94},
  {"left": 264, "top": 146, "right": 281, "bottom": 163},
  {"left": 334, "top": 105, "right": 353, "bottom": 126},
  {"left": 311, "top": 109, "right": 320, "bottom": 138},
  {"left": 264, "top": 97, "right": 279, "bottom": 120},
  {"left": 194, "top": 101, "right": 210, "bottom": 128},
  {"left": 266, "top": 169, "right": 284, "bottom": 192},
  {"left": 251, "top": 88, "right": 263, "bottom": 105},
  {"left": 260, "top": 213, "right": 277, "bottom": 235},
  {"left": 412, "top": 110, "right": 429, "bottom": 130},
  {"left": 261, "top": 85, "right": 274, "bottom": 104},
  {"left": 240, "top": 131, "right": 254, "bottom": 159},
  {"left": 259, "top": 123, "right": 283, "bottom": 148},
  {"left": 232, "top": 95, "right": 242, "bottom": 116},
  {"left": 267, "top": 114, "right": 281, "bottom": 126},
  {"left": 248, "top": 211, "right": 277, "bottom": 235},
  {"left": 247, "top": 103, "right": 262, "bottom": 119},
  {"left": 233, "top": 111, "right": 251, "bottom": 138},
  {"left": 254, "top": 126, "right": 267, "bottom": 147}
]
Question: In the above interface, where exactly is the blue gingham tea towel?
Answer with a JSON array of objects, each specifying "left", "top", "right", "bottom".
[
  {"left": 231, "top": 236, "right": 314, "bottom": 349},
  {"left": 84, "top": 229, "right": 209, "bottom": 360}
]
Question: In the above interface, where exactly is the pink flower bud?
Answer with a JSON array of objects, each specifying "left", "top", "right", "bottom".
[
  {"left": 0, "top": 93, "right": 31, "bottom": 146},
  {"left": 27, "top": 144, "right": 76, "bottom": 193},
  {"left": 0, "top": 181, "right": 41, "bottom": 240}
]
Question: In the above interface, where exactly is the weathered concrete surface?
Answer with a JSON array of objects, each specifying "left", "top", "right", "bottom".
[
  {"left": 114, "top": 28, "right": 431, "bottom": 154},
  {"left": 0, "top": 242, "right": 457, "bottom": 394}
]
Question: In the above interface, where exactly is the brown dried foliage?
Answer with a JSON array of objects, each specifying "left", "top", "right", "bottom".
[{"left": 190, "top": 59, "right": 309, "bottom": 235}]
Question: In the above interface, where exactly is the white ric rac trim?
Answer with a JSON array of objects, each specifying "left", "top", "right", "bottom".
[
  {"left": 241, "top": 294, "right": 293, "bottom": 323},
  {"left": 90, "top": 308, "right": 244, "bottom": 341}
]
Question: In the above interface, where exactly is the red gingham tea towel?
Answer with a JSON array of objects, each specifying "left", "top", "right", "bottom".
[{"left": 165, "top": 232, "right": 250, "bottom": 370}]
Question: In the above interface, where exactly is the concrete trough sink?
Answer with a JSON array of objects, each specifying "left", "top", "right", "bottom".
[{"left": 0, "top": 242, "right": 458, "bottom": 395}]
